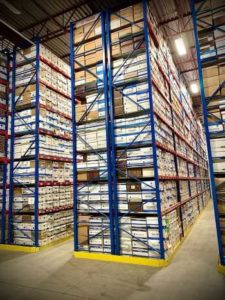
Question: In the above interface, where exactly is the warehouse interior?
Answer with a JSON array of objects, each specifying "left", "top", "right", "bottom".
[{"left": 0, "top": 0, "right": 225, "bottom": 299}]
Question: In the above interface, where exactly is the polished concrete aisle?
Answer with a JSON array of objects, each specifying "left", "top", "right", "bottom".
[{"left": 0, "top": 202, "right": 224, "bottom": 300}]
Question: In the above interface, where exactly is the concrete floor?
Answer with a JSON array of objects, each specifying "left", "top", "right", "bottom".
[{"left": 0, "top": 202, "right": 224, "bottom": 300}]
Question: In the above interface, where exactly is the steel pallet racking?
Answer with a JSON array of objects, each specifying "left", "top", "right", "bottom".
[
  {"left": 0, "top": 50, "right": 10, "bottom": 244},
  {"left": 70, "top": 0, "right": 210, "bottom": 266},
  {"left": 4, "top": 40, "right": 74, "bottom": 251},
  {"left": 192, "top": 0, "right": 225, "bottom": 272}
]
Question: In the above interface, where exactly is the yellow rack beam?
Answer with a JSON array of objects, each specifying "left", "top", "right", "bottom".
[
  {"left": 0, "top": 244, "right": 39, "bottom": 253},
  {"left": 74, "top": 251, "right": 169, "bottom": 267},
  {"left": 217, "top": 263, "right": 225, "bottom": 275},
  {"left": 0, "top": 236, "right": 72, "bottom": 253}
]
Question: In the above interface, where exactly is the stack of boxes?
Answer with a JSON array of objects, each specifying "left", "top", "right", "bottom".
[
  {"left": 74, "top": 13, "right": 114, "bottom": 251},
  {"left": 72, "top": 2, "right": 210, "bottom": 260},
  {"left": 196, "top": 0, "right": 225, "bottom": 255},
  {"left": 8, "top": 45, "right": 73, "bottom": 247},
  {"left": 0, "top": 51, "right": 8, "bottom": 243}
]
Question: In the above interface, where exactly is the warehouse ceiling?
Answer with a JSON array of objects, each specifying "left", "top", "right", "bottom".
[{"left": 0, "top": 0, "right": 201, "bottom": 114}]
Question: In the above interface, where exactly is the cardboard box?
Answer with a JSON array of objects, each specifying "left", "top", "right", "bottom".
[
  {"left": 120, "top": 6, "right": 134, "bottom": 25},
  {"left": 203, "top": 66, "right": 218, "bottom": 78},
  {"left": 78, "top": 224, "right": 89, "bottom": 245},
  {"left": 204, "top": 75, "right": 219, "bottom": 88},
  {"left": 115, "top": 106, "right": 124, "bottom": 116},
  {"left": 133, "top": 3, "right": 143, "bottom": 21},
  {"left": 128, "top": 168, "right": 142, "bottom": 178},
  {"left": 112, "top": 45, "right": 121, "bottom": 57},
  {"left": 87, "top": 111, "right": 98, "bottom": 121},
  {"left": 77, "top": 172, "right": 88, "bottom": 181},
  {"left": 127, "top": 183, "right": 141, "bottom": 192},
  {"left": 119, "top": 27, "right": 132, "bottom": 38},
  {"left": 111, "top": 15, "right": 121, "bottom": 30}
]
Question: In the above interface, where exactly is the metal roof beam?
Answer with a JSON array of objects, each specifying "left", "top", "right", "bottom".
[
  {"left": 20, "top": 0, "right": 92, "bottom": 33},
  {"left": 180, "top": 67, "right": 198, "bottom": 74},
  {"left": 33, "top": 0, "right": 63, "bottom": 30},
  {"left": 159, "top": 12, "right": 191, "bottom": 26}
]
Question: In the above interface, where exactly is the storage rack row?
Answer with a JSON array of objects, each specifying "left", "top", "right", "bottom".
[
  {"left": 70, "top": 0, "right": 210, "bottom": 264},
  {"left": 0, "top": 50, "right": 10, "bottom": 244},
  {"left": 192, "top": 0, "right": 225, "bottom": 270},
  {"left": 5, "top": 41, "right": 74, "bottom": 248}
]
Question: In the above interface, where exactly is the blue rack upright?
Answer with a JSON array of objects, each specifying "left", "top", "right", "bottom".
[
  {"left": 71, "top": 0, "right": 210, "bottom": 266},
  {"left": 192, "top": 0, "right": 225, "bottom": 272},
  {"left": 0, "top": 50, "right": 9, "bottom": 244}
]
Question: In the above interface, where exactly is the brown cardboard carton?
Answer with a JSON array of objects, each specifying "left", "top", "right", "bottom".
[
  {"left": 219, "top": 64, "right": 225, "bottom": 75},
  {"left": 111, "top": 15, "right": 121, "bottom": 30},
  {"left": 86, "top": 111, "right": 99, "bottom": 121},
  {"left": 77, "top": 172, "right": 88, "bottom": 181},
  {"left": 119, "top": 27, "right": 132, "bottom": 38},
  {"left": 87, "top": 171, "right": 99, "bottom": 180},
  {"left": 129, "top": 202, "right": 142, "bottom": 212},
  {"left": 83, "top": 22, "right": 95, "bottom": 38},
  {"left": 75, "top": 56, "right": 85, "bottom": 69},
  {"left": 112, "top": 45, "right": 121, "bottom": 57},
  {"left": 132, "top": 22, "right": 144, "bottom": 34},
  {"left": 76, "top": 104, "right": 86, "bottom": 118},
  {"left": 133, "top": 3, "right": 143, "bottom": 21},
  {"left": 78, "top": 225, "right": 89, "bottom": 245},
  {"left": 214, "top": 15, "right": 225, "bottom": 26},
  {"left": 78, "top": 215, "right": 90, "bottom": 245},
  {"left": 202, "top": 66, "right": 218, "bottom": 78},
  {"left": 74, "top": 26, "right": 84, "bottom": 36},
  {"left": 218, "top": 200, "right": 225, "bottom": 213},
  {"left": 76, "top": 71, "right": 85, "bottom": 80},
  {"left": 114, "top": 97, "right": 123, "bottom": 107},
  {"left": 127, "top": 183, "right": 141, "bottom": 192},
  {"left": 111, "top": 32, "right": 119, "bottom": 42},
  {"left": 219, "top": 74, "right": 225, "bottom": 84},
  {"left": 124, "top": 71, "right": 138, "bottom": 80},
  {"left": 203, "top": 75, "right": 219, "bottom": 88},
  {"left": 128, "top": 168, "right": 142, "bottom": 178},
  {"left": 95, "top": 38, "right": 102, "bottom": 48},
  {"left": 22, "top": 215, "right": 32, "bottom": 222},
  {"left": 120, "top": 6, "right": 134, "bottom": 25},
  {"left": 115, "top": 106, "right": 124, "bottom": 116},
  {"left": 95, "top": 20, "right": 101, "bottom": 36},
  {"left": 204, "top": 85, "right": 218, "bottom": 97},
  {"left": 85, "top": 41, "right": 96, "bottom": 52}
]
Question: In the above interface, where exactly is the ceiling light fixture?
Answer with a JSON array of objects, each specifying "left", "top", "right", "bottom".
[
  {"left": 190, "top": 82, "right": 199, "bottom": 94},
  {"left": 175, "top": 37, "right": 187, "bottom": 56}
]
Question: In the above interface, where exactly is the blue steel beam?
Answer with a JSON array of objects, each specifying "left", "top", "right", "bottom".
[
  {"left": 34, "top": 40, "right": 40, "bottom": 247},
  {"left": 8, "top": 47, "right": 16, "bottom": 244},
  {"left": 70, "top": 22, "right": 78, "bottom": 251},
  {"left": 105, "top": 10, "right": 120, "bottom": 255},
  {"left": 0, "top": 50, "right": 10, "bottom": 244},
  {"left": 142, "top": 0, "right": 165, "bottom": 259}
]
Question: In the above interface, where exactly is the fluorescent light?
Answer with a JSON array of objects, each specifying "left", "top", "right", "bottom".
[
  {"left": 190, "top": 82, "right": 199, "bottom": 94},
  {"left": 175, "top": 37, "right": 187, "bottom": 56}
]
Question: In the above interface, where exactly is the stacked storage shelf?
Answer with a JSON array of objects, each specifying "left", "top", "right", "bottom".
[
  {"left": 70, "top": 0, "right": 210, "bottom": 264},
  {"left": 8, "top": 42, "right": 73, "bottom": 247},
  {"left": 71, "top": 13, "right": 115, "bottom": 254},
  {"left": 0, "top": 51, "right": 9, "bottom": 244},
  {"left": 192, "top": 0, "right": 225, "bottom": 269}
]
